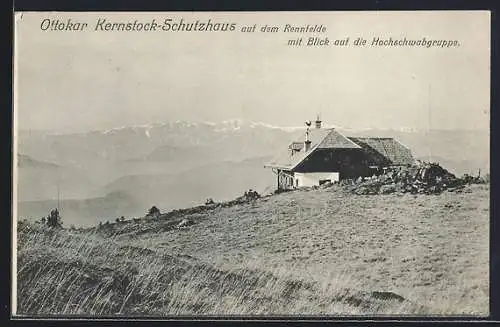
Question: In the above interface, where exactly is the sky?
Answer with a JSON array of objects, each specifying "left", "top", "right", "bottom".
[{"left": 14, "top": 11, "right": 490, "bottom": 133}]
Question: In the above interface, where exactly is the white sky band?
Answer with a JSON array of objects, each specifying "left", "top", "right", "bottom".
[{"left": 15, "top": 11, "right": 489, "bottom": 133}]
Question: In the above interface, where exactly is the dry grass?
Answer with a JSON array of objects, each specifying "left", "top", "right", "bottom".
[
  {"left": 16, "top": 225, "right": 422, "bottom": 316},
  {"left": 15, "top": 184, "right": 489, "bottom": 316}
]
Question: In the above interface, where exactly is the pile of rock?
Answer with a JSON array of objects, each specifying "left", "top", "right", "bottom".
[
  {"left": 243, "top": 189, "right": 261, "bottom": 200},
  {"left": 345, "top": 162, "right": 470, "bottom": 195},
  {"left": 220, "top": 189, "right": 261, "bottom": 206}
]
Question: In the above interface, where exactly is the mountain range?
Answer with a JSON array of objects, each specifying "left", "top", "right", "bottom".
[{"left": 16, "top": 119, "right": 489, "bottom": 226}]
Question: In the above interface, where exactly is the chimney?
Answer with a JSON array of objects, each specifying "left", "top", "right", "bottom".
[
  {"left": 304, "top": 139, "right": 311, "bottom": 152},
  {"left": 315, "top": 114, "right": 322, "bottom": 129}
]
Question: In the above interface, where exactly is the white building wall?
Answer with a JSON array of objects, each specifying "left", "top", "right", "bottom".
[{"left": 294, "top": 172, "right": 340, "bottom": 187}]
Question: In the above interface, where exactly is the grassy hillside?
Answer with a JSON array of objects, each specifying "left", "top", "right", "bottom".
[{"left": 16, "top": 183, "right": 489, "bottom": 316}]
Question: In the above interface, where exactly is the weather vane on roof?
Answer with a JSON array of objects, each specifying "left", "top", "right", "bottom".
[{"left": 305, "top": 120, "right": 312, "bottom": 142}]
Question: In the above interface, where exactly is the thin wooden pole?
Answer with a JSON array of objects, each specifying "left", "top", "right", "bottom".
[
  {"left": 277, "top": 169, "right": 280, "bottom": 190},
  {"left": 57, "top": 181, "right": 60, "bottom": 211}
]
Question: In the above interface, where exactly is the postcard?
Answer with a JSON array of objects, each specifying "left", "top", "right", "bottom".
[{"left": 12, "top": 11, "right": 490, "bottom": 317}]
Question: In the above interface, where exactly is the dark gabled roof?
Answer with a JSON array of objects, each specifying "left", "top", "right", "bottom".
[
  {"left": 265, "top": 128, "right": 361, "bottom": 170},
  {"left": 317, "top": 129, "right": 362, "bottom": 149},
  {"left": 348, "top": 137, "right": 415, "bottom": 166}
]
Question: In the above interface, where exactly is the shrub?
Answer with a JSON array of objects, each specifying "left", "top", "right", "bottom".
[
  {"left": 147, "top": 206, "right": 161, "bottom": 217},
  {"left": 480, "top": 173, "right": 490, "bottom": 184},
  {"left": 46, "top": 209, "right": 63, "bottom": 228}
]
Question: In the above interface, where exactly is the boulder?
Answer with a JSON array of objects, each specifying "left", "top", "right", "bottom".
[{"left": 379, "top": 184, "right": 396, "bottom": 194}]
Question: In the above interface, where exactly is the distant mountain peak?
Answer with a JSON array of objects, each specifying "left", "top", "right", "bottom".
[{"left": 17, "top": 154, "right": 60, "bottom": 168}]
